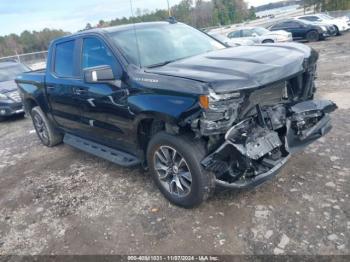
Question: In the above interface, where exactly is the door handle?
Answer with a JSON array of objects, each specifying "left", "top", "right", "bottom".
[
  {"left": 74, "top": 88, "right": 87, "bottom": 95},
  {"left": 47, "top": 86, "right": 55, "bottom": 90}
]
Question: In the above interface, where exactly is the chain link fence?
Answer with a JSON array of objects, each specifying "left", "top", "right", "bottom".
[
  {"left": 0, "top": 51, "right": 48, "bottom": 70},
  {"left": 327, "top": 10, "right": 350, "bottom": 18}
]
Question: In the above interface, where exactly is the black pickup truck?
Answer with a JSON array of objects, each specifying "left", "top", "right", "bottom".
[{"left": 16, "top": 21, "right": 337, "bottom": 207}]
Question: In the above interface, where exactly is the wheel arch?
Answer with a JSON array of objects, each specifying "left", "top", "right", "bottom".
[
  {"left": 135, "top": 112, "right": 195, "bottom": 155},
  {"left": 23, "top": 97, "right": 38, "bottom": 115}
]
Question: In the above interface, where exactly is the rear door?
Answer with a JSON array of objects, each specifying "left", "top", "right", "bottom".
[
  {"left": 241, "top": 29, "right": 256, "bottom": 42},
  {"left": 45, "top": 38, "right": 86, "bottom": 133}
]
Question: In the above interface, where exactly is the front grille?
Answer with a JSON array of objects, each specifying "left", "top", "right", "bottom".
[{"left": 7, "top": 91, "right": 21, "bottom": 102}]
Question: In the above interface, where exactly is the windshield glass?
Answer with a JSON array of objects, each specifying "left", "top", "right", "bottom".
[
  {"left": 108, "top": 23, "right": 225, "bottom": 67},
  {"left": 209, "top": 33, "right": 229, "bottom": 43},
  {"left": 0, "top": 63, "right": 29, "bottom": 82},
  {"left": 252, "top": 27, "right": 270, "bottom": 35},
  {"left": 319, "top": 14, "right": 333, "bottom": 20}
]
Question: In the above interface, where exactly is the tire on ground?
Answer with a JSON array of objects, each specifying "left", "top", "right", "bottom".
[
  {"left": 147, "top": 131, "right": 215, "bottom": 208},
  {"left": 31, "top": 106, "right": 63, "bottom": 147},
  {"left": 262, "top": 39, "right": 274, "bottom": 44},
  {"left": 306, "top": 30, "right": 320, "bottom": 42}
]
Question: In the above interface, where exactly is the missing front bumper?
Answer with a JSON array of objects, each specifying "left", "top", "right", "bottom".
[{"left": 201, "top": 99, "right": 337, "bottom": 190}]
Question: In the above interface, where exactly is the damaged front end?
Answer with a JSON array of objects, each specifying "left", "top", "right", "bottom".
[{"left": 200, "top": 99, "right": 337, "bottom": 189}]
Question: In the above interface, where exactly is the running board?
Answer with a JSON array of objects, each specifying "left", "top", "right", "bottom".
[{"left": 63, "top": 134, "right": 140, "bottom": 167}]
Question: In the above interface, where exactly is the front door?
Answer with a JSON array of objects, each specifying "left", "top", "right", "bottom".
[{"left": 76, "top": 36, "right": 136, "bottom": 152}]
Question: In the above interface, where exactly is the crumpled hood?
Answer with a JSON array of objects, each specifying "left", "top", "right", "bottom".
[
  {"left": 0, "top": 80, "right": 17, "bottom": 93},
  {"left": 146, "top": 43, "right": 315, "bottom": 94}
]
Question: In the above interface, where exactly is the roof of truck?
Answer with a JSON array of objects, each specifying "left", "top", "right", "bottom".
[
  {"left": 53, "top": 21, "right": 177, "bottom": 43},
  {"left": 74, "top": 21, "right": 173, "bottom": 37}
]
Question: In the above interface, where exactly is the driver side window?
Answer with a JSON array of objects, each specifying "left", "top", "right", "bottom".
[{"left": 82, "top": 37, "right": 121, "bottom": 78}]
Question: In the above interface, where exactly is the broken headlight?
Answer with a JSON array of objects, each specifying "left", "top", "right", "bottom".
[{"left": 199, "top": 90, "right": 243, "bottom": 135}]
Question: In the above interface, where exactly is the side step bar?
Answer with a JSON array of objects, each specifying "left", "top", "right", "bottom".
[{"left": 63, "top": 134, "right": 140, "bottom": 167}]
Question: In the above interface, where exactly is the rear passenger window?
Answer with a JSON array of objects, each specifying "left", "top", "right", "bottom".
[
  {"left": 242, "top": 29, "right": 253, "bottom": 37},
  {"left": 54, "top": 40, "right": 75, "bottom": 77}
]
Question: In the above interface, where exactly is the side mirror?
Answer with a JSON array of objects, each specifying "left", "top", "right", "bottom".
[
  {"left": 252, "top": 33, "right": 258, "bottom": 37},
  {"left": 84, "top": 65, "right": 115, "bottom": 83}
]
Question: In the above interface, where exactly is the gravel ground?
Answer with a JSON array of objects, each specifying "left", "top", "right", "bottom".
[{"left": 0, "top": 33, "right": 349, "bottom": 256}]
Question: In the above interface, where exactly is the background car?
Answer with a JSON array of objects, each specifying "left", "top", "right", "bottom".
[
  {"left": 297, "top": 14, "right": 350, "bottom": 35},
  {"left": 294, "top": 18, "right": 337, "bottom": 36},
  {"left": 269, "top": 19, "right": 328, "bottom": 42},
  {"left": 227, "top": 26, "right": 293, "bottom": 44},
  {"left": 208, "top": 32, "right": 255, "bottom": 46},
  {"left": 0, "top": 60, "right": 29, "bottom": 121}
]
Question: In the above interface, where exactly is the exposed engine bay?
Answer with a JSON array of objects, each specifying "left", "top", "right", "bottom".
[
  {"left": 200, "top": 99, "right": 337, "bottom": 188},
  {"left": 189, "top": 65, "right": 337, "bottom": 189}
]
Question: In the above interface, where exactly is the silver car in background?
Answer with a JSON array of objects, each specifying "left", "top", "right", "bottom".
[
  {"left": 227, "top": 27, "right": 293, "bottom": 44},
  {"left": 208, "top": 32, "right": 255, "bottom": 46}
]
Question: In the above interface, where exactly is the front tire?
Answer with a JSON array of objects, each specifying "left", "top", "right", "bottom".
[
  {"left": 334, "top": 25, "right": 341, "bottom": 36},
  {"left": 147, "top": 132, "right": 215, "bottom": 208},
  {"left": 31, "top": 106, "right": 63, "bottom": 147}
]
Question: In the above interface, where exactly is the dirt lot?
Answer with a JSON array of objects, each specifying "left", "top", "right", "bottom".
[{"left": 0, "top": 33, "right": 350, "bottom": 256}]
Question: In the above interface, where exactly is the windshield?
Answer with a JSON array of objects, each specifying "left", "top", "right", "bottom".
[
  {"left": 319, "top": 14, "right": 333, "bottom": 19},
  {"left": 209, "top": 33, "right": 229, "bottom": 43},
  {"left": 0, "top": 63, "right": 29, "bottom": 82},
  {"left": 252, "top": 27, "right": 270, "bottom": 35},
  {"left": 108, "top": 23, "right": 225, "bottom": 67}
]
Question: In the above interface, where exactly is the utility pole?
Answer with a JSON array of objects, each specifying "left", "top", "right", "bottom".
[{"left": 167, "top": 0, "right": 172, "bottom": 17}]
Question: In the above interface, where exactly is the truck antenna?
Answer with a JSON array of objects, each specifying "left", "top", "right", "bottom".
[{"left": 129, "top": 0, "right": 142, "bottom": 68}]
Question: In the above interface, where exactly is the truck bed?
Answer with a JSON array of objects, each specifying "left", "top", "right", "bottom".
[{"left": 15, "top": 69, "right": 46, "bottom": 85}]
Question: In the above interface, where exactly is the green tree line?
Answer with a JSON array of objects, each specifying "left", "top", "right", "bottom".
[
  {"left": 0, "top": 0, "right": 257, "bottom": 57},
  {"left": 0, "top": 29, "right": 68, "bottom": 57},
  {"left": 95, "top": 0, "right": 256, "bottom": 30}
]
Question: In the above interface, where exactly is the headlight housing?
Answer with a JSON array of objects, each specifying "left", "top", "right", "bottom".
[
  {"left": 200, "top": 90, "right": 241, "bottom": 110},
  {"left": 198, "top": 90, "right": 243, "bottom": 135}
]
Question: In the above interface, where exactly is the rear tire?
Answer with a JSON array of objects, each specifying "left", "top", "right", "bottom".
[
  {"left": 334, "top": 25, "right": 341, "bottom": 36},
  {"left": 31, "top": 106, "right": 63, "bottom": 147},
  {"left": 306, "top": 30, "right": 320, "bottom": 42},
  {"left": 262, "top": 39, "right": 274, "bottom": 44},
  {"left": 147, "top": 132, "right": 215, "bottom": 208}
]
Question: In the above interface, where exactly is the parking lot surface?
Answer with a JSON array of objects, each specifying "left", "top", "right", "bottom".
[{"left": 0, "top": 33, "right": 350, "bottom": 255}]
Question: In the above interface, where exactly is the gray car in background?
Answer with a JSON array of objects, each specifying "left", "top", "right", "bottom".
[
  {"left": 0, "top": 60, "right": 29, "bottom": 121},
  {"left": 227, "top": 26, "right": 293, "bottom": 44}
]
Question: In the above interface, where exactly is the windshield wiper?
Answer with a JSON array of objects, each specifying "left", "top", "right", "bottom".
[{"left": 147, "top": 60, "right": 176, "bottom": 68}]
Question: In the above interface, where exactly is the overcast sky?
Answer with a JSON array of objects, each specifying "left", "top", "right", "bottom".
[{"left": 0, "top": 0, "right": 283, "bottom": 36}]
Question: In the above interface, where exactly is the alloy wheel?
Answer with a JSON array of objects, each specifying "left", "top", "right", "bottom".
[
  {"left": 33, "top": 113, "right": 49, "bottom": 144},
  {"left": 153, "top": 145, "right": 192, "bottom": 197}
]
